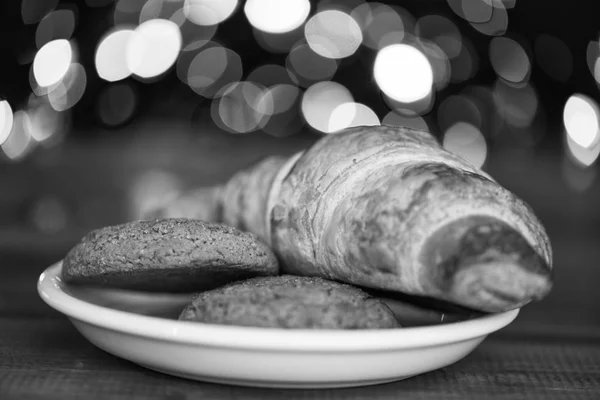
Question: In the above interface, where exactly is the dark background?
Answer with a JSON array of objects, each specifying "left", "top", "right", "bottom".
[{"left": 0, "top": 0, "right": 599, "bottom": 332}]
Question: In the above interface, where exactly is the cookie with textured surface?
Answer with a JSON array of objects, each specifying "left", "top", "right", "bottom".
[
  {"left": 179, "top": 275, "right": 400, "bottom": 329},
  {"left": 62, "top": 218, "right": 279, "bottom": 292}
]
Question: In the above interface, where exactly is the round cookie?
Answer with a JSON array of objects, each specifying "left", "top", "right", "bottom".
[
  {"left": 62, "top": 218, "right": 279, "bottom": 292},
  {"left": 178, "top": 275, "right": 400, "bottom": 329}
]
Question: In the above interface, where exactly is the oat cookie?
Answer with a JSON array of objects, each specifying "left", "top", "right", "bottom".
[
  {"left": 62, "top": 218, "right": 279, "bottom": 292},
  {"left": 179, "top": 275, "right": 400, "bottom": 329}
]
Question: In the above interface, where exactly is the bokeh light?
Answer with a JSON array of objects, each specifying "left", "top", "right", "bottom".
[
  {"left": 416, "top": 15, "right": 462, "bottom": 59},
  {"left": 535, "top": 35, "right": 573, "bottom": 83},
  {"left": 139, "top": 0, "right": 166, "bottom": 24},
  {"left": 253, "top": 25, "right": 304, "bottom": 54},
  {"left": 35, "top": 8, "right": 77, "bottom": 49},
  {"left": 27, "top": 100, "right": 64, "bottom": 144},
  {"left": 184, "top": 0, "right": 238, "bottom": 26},
  {"left": 565, "top": 134, "right": 600, "bottom": 168},
  {"left": 493, "top": 79, "right": 538, "bottom": 128},
  {"left": 328, "top": 102, "right": 380, "bottom": 132},
  {"left": 0, "top": 101, "right": 14, "bottom": 146},
  {"left": 563, "top": 94, "right": 600, "bottom": 149},
  {"left": 186, "top": 45, "right": 243, "bottom": 98},
  {"left": 1, "top": 111, "right": 33, "bottom": 161},
  {"left": 304, "top": 10, "right": 362, "bottom": 59},
  {"left": 21, "top": 0, "right": 60, "bottom": 25},
  {"left": 171, "top": 7, "right": 218, "bottom": 51},
  {"left": 245, "top": 0, "right": 310, "bottom": 34},
  {"left": 33, "top": 39, "right": 72, "bottom": 88},
  {"left": 127, "top": 18, "right": 182, "bottom": 79},
  {"left": 97, "top": 83, "right": 138, "bottom": 127},
  {"left": 95, "top": 29, "right": 137, "bottom": 82},
  {"left": 419, "top": 39, "right": 451, "bottom": 91},
  {"left": 213, "top": 81, "right": 272, "bottom": 134},
  {"left": 286, "top": 42, "right": 338, "bottom": 87},
  {"left": 374, "top": 44, "right": 433, "bottom": 103},
  {"left": 470, "top": 0, "right": 507, "bottom": 37},
  {"left": 258, "top": 84, "right": 303, "bottom": 138},
  {"left": 447, "top": 0, "right": 493, "bottom": 24},
  {"left": 443, "top": 122, "right": 488, "bottom": 168},
  {"left": 586, "top": 41, "right": 600, "bottom": 85},
  {"left": 383, "top": 90, "right": 435, "bottom": 117},
  {"left": 301, "top": 81, "right": 353, "bottom": 133},
  {"left": 489, "top": 36, "right": 530, "bottom": 84},
  {"left": 382, "top": 112, "right": 429, "bottom": 131},
  {"left": 352, "top": 3, "right": 406, "bottom": 50},
  {"left": 48, "top": 63, "right": 87, "bottom": 112}
]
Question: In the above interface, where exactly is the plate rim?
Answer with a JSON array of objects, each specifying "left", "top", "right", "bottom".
[{"left": 38, "top": 261, "right": 519, "bottom": 352}]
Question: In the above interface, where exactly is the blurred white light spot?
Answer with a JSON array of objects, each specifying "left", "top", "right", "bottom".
[
  {"left": 0, "top": 101, "right": 14, "bottom": 146},
  {"left": 328, "top": 102, "right": 380, "bottom": 132},
  {"left": 352, "top": 3, "right": 405, "bottom": 50},
  {"left": 245, "top": 0, "right": 310, "bottom": 34},
  {"left": 563, "top": 94, "right": 600, "bottom": 148},
  {"left": 447, "top": 0, "right": 493, "bottom": 23},
  {"left": 1, "top": 111, "right": 33, "bottom": 161},
  {"left": 28, "top": 101, "right": 64, "bottom": 143},
  {"left": 535, "top": 35, "right": 573, "bottom": 83},
  {"left": 286, "top": 42, "right": 338, "bottom": 87},
  {"left": 383, "top": 90, "right": 435, "bottom": 118},
  {"left": 215, "top": 82, "right": 271, "bottom": 134},
  {"left": 33, "top": 39, "right": 72, "bottom": 88},
  {"left": 48, "top": 63, "right": 87, "bottom": 112},
  {"left": 35, "top": 9, "right": 77, "bottom": 49},
  {"left": 186, "top": 45, "right": 243, "bottom": 98},
  {"left": 304, "top": 10, "right": 362, "bottom": 59},
  {"left": 374, "top": 44, "right": 433, "bottom": 103},
  {"left": 258, "top": 84, "right": 301, "bottom": 115},
  {"left": 565, "top": 134, "right": 600, "bottom": 168},
  {"left": 382, "top": 112, "right": 429, "bottom": 131},
  {"left": 184, "top": 0, "right": 238, "bottom": 26},
  {"left": 443, "top": 122, "right": 487, "bottom": 168},
  {"left": 127, "top": 19, "right": 181, "bottom": 79},
  {"left": 139, "top": 0, "right": 164, "bottom": 24},
  {"left": 301, "top": 81, "right": 353, "bottom": 133},
  {"left": 489, "top": 37, "right": 530, "bottom": 84},
  {"left": 253, "top": 25, "right": 304, "bottom": 54},
  {"left": 98, "top": 83, "right": 138, "bottom": 127},
  {"left": 22, "top": 0, "right": 60, "bottom": 25},
  {"left": 172, "top": 8, "right": 218, "bottom": 51},
  {"left": 470, "top": 0, "right": 507, "bottom": 36},
  {"left": 416, "top": 15, "right": 462, "bottom": 59},
  {"left": 419, "top": 39, "right": 451, "bottom": 91},
  {"left": 95, "top": 29, "right": 136, "bottom": 82},
  {"left": 493, "top": 80, "right": 538, "bottom": 128}
]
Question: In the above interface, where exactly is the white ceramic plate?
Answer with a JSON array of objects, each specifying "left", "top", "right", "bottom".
[{"left": 38, "top": 262, "right": 519, "bottom": 389}]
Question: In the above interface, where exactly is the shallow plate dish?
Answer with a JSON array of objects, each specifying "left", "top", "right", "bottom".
[{"left": 38, "top": 262, "right": 519, "bottom": 388}]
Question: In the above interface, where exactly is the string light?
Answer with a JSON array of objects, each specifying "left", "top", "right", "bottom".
[
  {"left": 245, "top": 0, "right": 310, "bottom": 34},
  {"left": 374, "top": 44, "right": 433, "bottom": 103}
]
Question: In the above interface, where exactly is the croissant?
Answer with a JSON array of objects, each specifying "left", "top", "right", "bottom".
[{"left": 152, "top": 125, "right": 553, "bottom": 312}]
